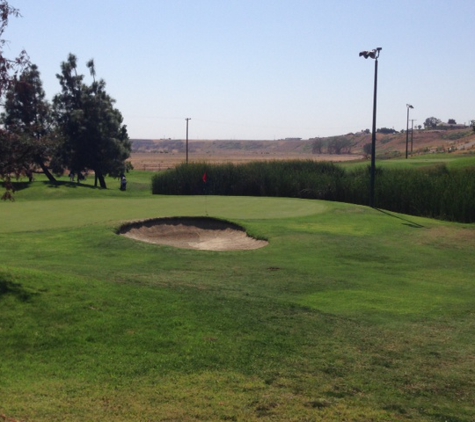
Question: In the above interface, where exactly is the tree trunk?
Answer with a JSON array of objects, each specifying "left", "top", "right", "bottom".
[
  {"left": 36, "top": 158, "right": 57, "bottom": 183},
  {"left": 95, "top": 171, "right": 107, "bottom": 189}
]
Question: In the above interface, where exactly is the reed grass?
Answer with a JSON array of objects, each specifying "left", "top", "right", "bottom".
[{"left": 152, "top": 160, "right": 475, "bottom": 222}]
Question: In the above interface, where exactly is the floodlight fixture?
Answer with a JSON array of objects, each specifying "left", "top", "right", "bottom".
[{"left": 359, "top": 47, "right": 382, "bottom": 60}]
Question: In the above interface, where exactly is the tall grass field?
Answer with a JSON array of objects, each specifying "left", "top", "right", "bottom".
[
  {"left": 152, "top": 157, "right": 475, "bottom": 222},
  {"left": 1, "top": 170, "right": 475, "bottom": 421}
]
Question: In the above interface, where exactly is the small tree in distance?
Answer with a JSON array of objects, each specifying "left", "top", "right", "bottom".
[
  {"left": 311, "top": 138, "right": 326, "bottom": 154},
  {"left": 327, "top": 137, "right": 353, "bottom": 154},
  {"left": 423, "top": 117, "right": 441, "bottom": 129},
  {"left": 363, "top": 143, "right": 372, "bottom": 158}
]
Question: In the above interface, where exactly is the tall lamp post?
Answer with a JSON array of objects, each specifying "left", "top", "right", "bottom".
[
  {"left": 405, "top": 104, "right": 413, "bottom": 159},
  {"left": 359, "top": 47, "right": 382, "bottom": 208},
  {"left": 410, "top": 118, "right": 416, "bottom": 154},
  {"left": 185, "top": 118, "right": 191, "bottom": 164}
]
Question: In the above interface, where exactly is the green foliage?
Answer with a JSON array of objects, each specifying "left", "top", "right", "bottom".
[
  {"left": 53, "top": 54, "right": 131, "bottom": 188},
  {"left": 152, "top": 160, "right": 346, "bottom": 200},
  {"left": 0, "top": 130, "right": 24, "bottom": 179},
  {"left": 312, "top": 136, "right": 354, "bottom": 154},
  {"left": 0, "top": 1, "right": 29, "bottom": 98},
  {"left": 311, "top": 136, "right": 354, "bottom": 154},
  {"left": 376, "top": 127, "right": 397, "bottom": 134},
  {"left": 327, "top": 136, "right": 354, "bottom": 154},
  {"left": 152, "top": 160, "right": 475, "bottom": 223},
  {"left": 311, "top": 138, "right": 326, "bottom": 154},
  {"left": 1, "top": 63, "right": 58, "bottom": 182},
  {"left": 373, "top": 165, "right": 475, "bottom": 222},
  {"left": 363, "top": 142, "right": 372, "bottom": 156},
  {"left": 0, "top": 1, "right": 32, "bottom": 183},
  {"left": 423, "top": 116, "right": 441, "bottom": 129}
]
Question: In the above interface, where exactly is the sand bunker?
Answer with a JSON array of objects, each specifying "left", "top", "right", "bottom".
[{"left": 118, "top": 217, "right": 268, "bottom": 251}]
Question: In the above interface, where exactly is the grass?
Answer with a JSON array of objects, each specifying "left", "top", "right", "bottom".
[
  {"left": 341, "top": 154, "right": 475, "bottom": 170},
  {"left": 1, "top": 171, "right": 475, "bottom": 421}
]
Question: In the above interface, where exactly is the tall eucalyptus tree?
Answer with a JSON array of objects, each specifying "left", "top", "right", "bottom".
[{"left": 53, "top": 54, "right": 131, "bottom": 188}]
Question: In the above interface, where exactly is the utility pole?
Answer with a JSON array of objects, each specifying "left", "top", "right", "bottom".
[
  {"left": 410, "top": 119, "right": 416, "bottom": 154},
  {"left": 185, "top": 118, "right": 191, "bottom": 164}
]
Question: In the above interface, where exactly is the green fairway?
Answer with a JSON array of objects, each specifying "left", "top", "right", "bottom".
[
  {"left": 342, "top": 153, "right": 475, "bottom": 171},
  {"left": 1, "top": 172, "right": 474, "bottom": 421}
]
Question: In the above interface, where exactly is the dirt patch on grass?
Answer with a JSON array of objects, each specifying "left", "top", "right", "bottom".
[
  {"left": 118, "top": 217, "right": 268, "bottom": 251},
  {"left": 415, "top": 225, "right": 475, "bottom": 249}
]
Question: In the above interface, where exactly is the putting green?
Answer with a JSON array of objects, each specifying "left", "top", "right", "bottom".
[{"left": 0, "top": 195, "right": 329, "bottom": 233}]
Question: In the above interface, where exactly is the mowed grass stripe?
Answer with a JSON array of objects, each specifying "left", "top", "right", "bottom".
[{"left": 0, "top": 195, "right": 328, "bottom": 233}]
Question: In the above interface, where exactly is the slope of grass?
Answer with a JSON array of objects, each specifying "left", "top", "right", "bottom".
[
  {"left": 1, "top": 173, "right": 474, "bottom": 421},
  {"left": 341, "top": 154, "right": 475, "bottom": 171}
]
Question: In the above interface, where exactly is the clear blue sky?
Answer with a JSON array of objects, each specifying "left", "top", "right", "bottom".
[{"left": 6, "top": 0, "right": 475, "bottom": 140}]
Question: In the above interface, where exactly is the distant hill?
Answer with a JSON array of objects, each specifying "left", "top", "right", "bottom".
[{"left": 131, "top": 128, "right": 475, "bottom": 158}]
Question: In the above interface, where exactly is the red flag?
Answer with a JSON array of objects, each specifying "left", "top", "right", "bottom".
[{"left": 202, "top": 172, "right": 208, "bottom": 183}]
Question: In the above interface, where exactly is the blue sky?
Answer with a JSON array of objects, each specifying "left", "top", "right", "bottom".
[{"left": 5, "top": 0, "right": 475, "bottom": 140}]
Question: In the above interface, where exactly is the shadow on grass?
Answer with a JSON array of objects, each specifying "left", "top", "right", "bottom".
[
  {"left": 45, "top": 181, "right": 101, "bottom": 190},
  {"left": 0, "top": 279, "right": 35, "bottom": 302},
  {"left": 376, "top": 208, "right": 425, "bottom": 229},
  {"left": 1, "top": 181, "right": 31, "bottom": 192},
  {"left": 4, "top": 180, "right": 105, "bottom": 190}
]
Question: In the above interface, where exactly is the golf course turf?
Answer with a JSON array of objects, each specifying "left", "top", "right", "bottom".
[{"left": 1, "top": 173, "right": 474, "bottom": 421}]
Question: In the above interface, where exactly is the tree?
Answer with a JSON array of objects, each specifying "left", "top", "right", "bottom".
[
  {"left": 327, "top": 137, "right": 353, "bottom": 154},
  {"left": 53, "top": 54, "right": 131, "bottom": 188},
  {"left": 0, "top": 130, "right": 25, "bottom": 177},
  {"left": 311, "top": 138, "right": 326, "bottom": 154},
  {"left": 1, "top": 64, "right": 58, "bottom": 182},
  {"left": 423, "top": 117, "right": 441, "bottom": 129},
  {"left": 0, "top": 0, "right": 30, "bottom": 196},
  {"left": 0, "top": 1, "right": 28, "bottom": 98},
  {"left": 363, "top": 143, "right": 372, "bottom": 157},
  {"left": 376, "top": 127, "right": 397, "bottom": 134},
  {"left": 448, "top": 118, "right": 457, "bottom": 125}
]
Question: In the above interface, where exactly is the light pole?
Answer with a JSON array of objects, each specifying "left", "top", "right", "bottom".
[
  {"left": 405, "top": 104, "right": 413, "bottom": 159},
  {"left": 359, "top": 47, "right": 382, "bottom": 208},
  {"left": 185, "top": 118, "right": 191, "bottom": 164},
  {"left": 410, "top": 118, "right": 416, "bottom": 154}
]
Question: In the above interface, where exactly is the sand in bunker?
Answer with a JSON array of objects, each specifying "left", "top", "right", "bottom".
[{"left": 119, "top": 217, "right": 268, "bottom": 251}]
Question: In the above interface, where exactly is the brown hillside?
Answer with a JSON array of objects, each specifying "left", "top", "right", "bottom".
[{"left": 130, "top": 129, "right": 475, "bottom": 171}]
